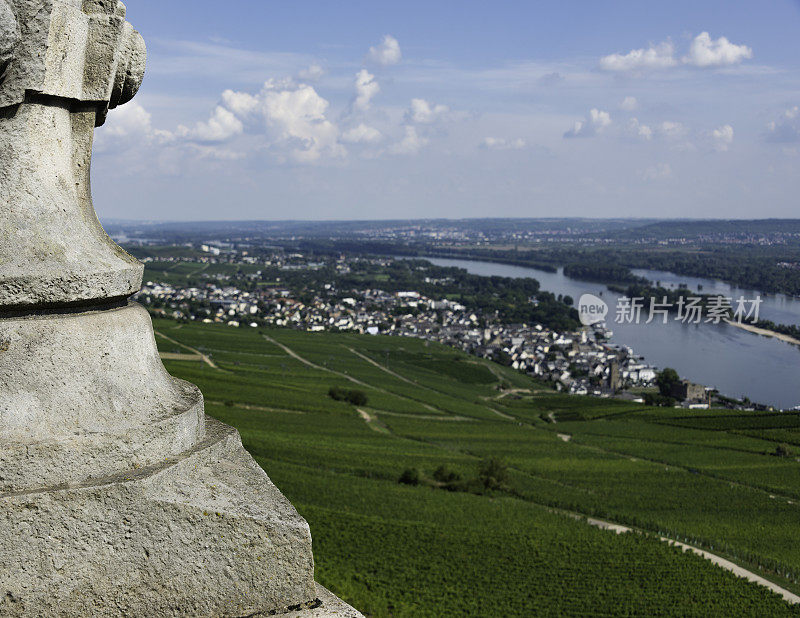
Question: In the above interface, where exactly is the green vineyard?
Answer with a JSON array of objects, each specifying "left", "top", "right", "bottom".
[{"left": 154, "top": 319, "right": 800, "bottom": 616}]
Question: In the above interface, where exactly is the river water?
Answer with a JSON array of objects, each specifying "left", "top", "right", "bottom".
[
  {"left": 630, "top": 269, "right": 800, "bottom": 328},
  {"left": 422, "top": 257, "right": 800, "bottom": 410}
]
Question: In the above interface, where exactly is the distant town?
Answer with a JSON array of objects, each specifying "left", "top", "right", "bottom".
[{"left": 130, "top": 238, "right": 765, "bottom": 412}]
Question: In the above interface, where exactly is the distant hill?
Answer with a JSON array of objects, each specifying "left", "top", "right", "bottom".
[
  {"left": 105, "top": 217, "right": 800, "bottom": 245},
  {"left": 606, "top": 219, "right": 800, "bottom": 241},
  {"left": 104, "top": 217, "right": 659, "bottom": 241}
]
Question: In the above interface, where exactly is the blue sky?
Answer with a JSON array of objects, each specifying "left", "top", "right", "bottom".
[{"left": 94, "top": 1, "right": 800, "bottom": 221}]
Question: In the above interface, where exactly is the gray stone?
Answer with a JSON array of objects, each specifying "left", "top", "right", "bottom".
[
  {"left": 0, "top": 1, "right": 19, "bottom": 81},
  {"left": 0, "top": 303, "right": 206, "bottom": 491},
  {"left": 0, "top": 0, "right": 146, "bottom": 112},
  {"left": 0, "top": 303, "right": 363, "bottom": 616},
  {"left": 0, "top": 2, "right": 364, "bottom": 615},
  {"left": 0, "top": 0, "right": 147, "bottom": 310},
  {"left": 0, "top": 419, "right": 317, "bottom": 617},
  {"left": 288, "top": 586, "right": 365, "bottom": 618}
]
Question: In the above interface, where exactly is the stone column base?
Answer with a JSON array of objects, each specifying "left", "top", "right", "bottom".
[
  {"left": 285, "top": 585, "right": 364, "bottom": 618},
  {"left": 0, "top": 419, "right": 320, "bottom": 617}
]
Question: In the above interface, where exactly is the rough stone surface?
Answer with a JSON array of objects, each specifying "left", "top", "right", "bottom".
[
  {"left": 0, "top": 95, "right": 143, "bottom": 308},
  {"left": 0, "top": 0, "right": 146, "bottom": 109},
  {"left": 0, "top": 303, "right": 205, "bottom": 491},
  {"left": 0, "top": 2, "right": 360, "bottom": 616},
  {"left": 0, "top": 1, "right": 19, "bottom": 81},
  {"left": 0, "top": 0, "right": 147, "bottom": 309},
  {"left": 283, "top": 586, "right": 364, "bottom": 618},
  {"left": 0, "top": 419, "right": 317, "bottom": 617}
]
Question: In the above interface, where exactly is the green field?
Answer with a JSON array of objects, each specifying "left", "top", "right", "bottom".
[{"left": 153, "top": 319, "right": 800, "bottom": 616}]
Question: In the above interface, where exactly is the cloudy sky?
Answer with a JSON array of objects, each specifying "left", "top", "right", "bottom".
[{"left": 94, "top": 0, "right": 800, "bottom": 221}]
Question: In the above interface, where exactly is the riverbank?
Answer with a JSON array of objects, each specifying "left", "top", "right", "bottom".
[
  {"left": 728, "top": 321, "right": 800, "bottom": 347},
  {"left": 421, "top": 256, "right": 800, "bottom": 410}
]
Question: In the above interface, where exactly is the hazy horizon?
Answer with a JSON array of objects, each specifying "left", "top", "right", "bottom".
[{"left": 103, "top": 216, "right": 800, "bottom": 224}]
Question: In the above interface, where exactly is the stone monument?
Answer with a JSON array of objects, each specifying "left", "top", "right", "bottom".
[{"left": 0, "top": 2, "right": 362, "bottom": 616}]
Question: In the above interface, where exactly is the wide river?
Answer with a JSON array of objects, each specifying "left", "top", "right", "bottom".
[{"left": 423, "top": 257, "right": 800, "bottom": 410}]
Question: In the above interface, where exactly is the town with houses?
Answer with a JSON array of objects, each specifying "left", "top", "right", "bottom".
[{"left": 133, "top": 243, "right": 724, "bottom": 410}]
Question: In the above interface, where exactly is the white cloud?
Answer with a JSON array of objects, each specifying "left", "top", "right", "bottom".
[
  {"left": 103, "top": 101, "right": 153, "bottom": 138},
  {"left": 341, "top": 123, "right": 383, "bottom": 144},
  {"left": 353, "top": 69, "right": 380, "bottom": 112},
  {"left": 600, "top": 34, "right": 752, "bottom": 74},
  {"left": 258, "top": 82, "right": 345, "bottom": 162},
  {"left": 184, "top": 143, "right": 246, "bottom": 162},
  {"left": 767, "top": 106, "right": 800, "bottom": 143},
  {"left": 366, "top": 35, "right": 402, "bottom": 67},
  {"left": 406, "top": 98, "right": 450, "bottom": 124},
  {"left": 620, "top": 97, "right": 639, "bottom": 112},
  {"left": 683, "top": 32, "right": 753, "bottom": 68},
  {"left": 627, "top": 118, "right": 653, "bottom": 141},
  {"left": 564, "top": 109, "right": 612, "bottom": 138},
  {"left": 658, "top": 121, "right": 687, "bottom": 139},
  {"left": 480, "top": 137, "right": 527, "bottom": 151},
  {"left": 96, "top": 102, "right": 175, "bottom": 156},
  {"left": 97, "top": 101, "right": 179, "bottom": 157},
  {"left": 711, "top": 124, "right": 735, "bottom": 151},
  {"left": 599, "top": 42, "right": 677, "bottom": 72},
  {"left": 177, "top": 80, "right": 345, "bottom": 163},
  {"left": 298, "top": 64, "right": 325, "bottom": 81},
  {"left": 179, "top": 105, "right": 244, "bottom": 142},
  {"left": 220, "top": 89, "right": 261, "bottom": 117},
  {"left": 390, "top": 126, "right": 428, "bottom": 155},
  {"left": 642, "top": 163, "right": 673, "bottom": 181}
]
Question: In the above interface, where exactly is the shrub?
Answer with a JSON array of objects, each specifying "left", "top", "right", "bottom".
[
  {"left": 398, "top": 468, "right": 420, "bottom": 486},
  {"left": 478, "top": 457, "right": 509, "bottom": 491},
  {"left": 346, "top": 390, "right": 368, "bottom": 406},
  {"left": 433, "top": 465, "right": 462, "bottom": 487},
  {"left": 644, "top": 393, "right": 677, "bottom": 408},
  {"left": 656, "top": 368, "right": 681, "bottom": 397},
  {"left": 775, "top": 444, "right": 792, "bottom": 458},
  {"left": 328, "top": 387, "right": 369, "bottom": 407}
]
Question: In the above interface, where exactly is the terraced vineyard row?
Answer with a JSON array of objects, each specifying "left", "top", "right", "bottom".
[{"left": 154, "top": 319, "right": 800, "bottom": 616}]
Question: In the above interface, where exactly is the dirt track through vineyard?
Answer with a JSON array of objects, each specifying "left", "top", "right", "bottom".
[{"left": 585, "top": 518, "right": 800, "bottom": 604}]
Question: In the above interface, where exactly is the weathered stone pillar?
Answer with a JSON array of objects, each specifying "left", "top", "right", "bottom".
[{"left": 0, "top": 2, "right": 361, "bottom": 616}]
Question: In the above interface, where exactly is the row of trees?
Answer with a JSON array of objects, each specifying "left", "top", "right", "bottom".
[
  {"left": 336, "top": 259, "right": 581, "bottom": 331},
  {"left": 399, "top": 458, "right": 510, "bottom": 494},
  {"left": 398, "top": 244, "right": 800, "bottom": 298}
]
